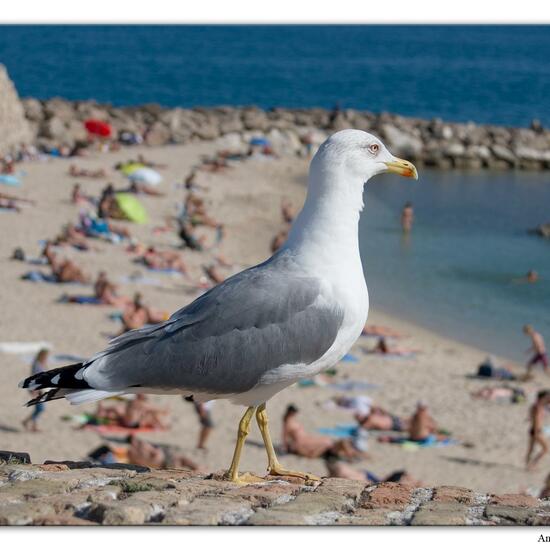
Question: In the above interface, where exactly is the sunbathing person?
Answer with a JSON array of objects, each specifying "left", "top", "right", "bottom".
[
  {"left": 40, "top": 243, "right": 90, "bottom": 284},
  {"left": 119, "top": 292, "right": 167, "bottom": 333},
  {"left": 198, "top": 155, "right": 230, "bottom": 173},
  {"left": 80, "top": 215, "right": 131, "bottom": 242},
  {"left": 324, "top": 452, "right": 421, "bottom": 486},
  {"left": 62, "top": 271, "right": 131, "bottom": 307},
  {"left": 184, "top": 169, "right": 208, "bottom": 192},
  {"left": 184, "top": 193, "right": 219, "bottom": 228},
  {"left": 475, "top": 356, "right": 518, "bottom": 380},
  {"left": 139, "top": 246, "right": 190, "bottom": 276},
  {"left": 0, "top": 191, "right": 34, "bottom": 212},
  {"left": 471, "top": 385, "right": 526, "bottom": 403},
  {"left": 362, "top": 324, "right": 406, "bottom": 339},
  {"left": 367, "top": 336, "right": 420, "bottom": 356},
  {"left": 178, "top": 220, "right": 205, "bottom": 251},
  {"left": 358, "top": 406, "right": 410, "bottom": 432},
  {"left": 526, "top": 390, "right": 550, "bottom": 471},
  {"left": 282, "top": 405, "right": 368, "bottom": 460},
  {"left": 203, "top": 264, "right": 225, "bottom": 285},
  {"left": 127, "top": 180, "right": 164, "bottom": 197},
  {"left": 408, "top": 402, "right": 442, "bottom": 443},
  {"left": 69, "top": 164, "right": 106, "bottom": 178},
  {"left": 136, "top": 154, "right": 167, "bottom": 169},
  {"left": 54, "top": 223, "right": 94, "bottom": 251},
  {"left": 55, "top": 259, "right": 90, "bottom": 284},
  {"left": 127, "top": 435, "right": 201, "bottom": 471},
  {"left": 0, "top": 197, "right": 21, "bottom": 212},
  {"left": 95, "top": 394, "right": 170, "bottom": 430}
]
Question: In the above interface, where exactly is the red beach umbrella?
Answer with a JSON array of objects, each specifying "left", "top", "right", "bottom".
[{"left": 84, "top": 119, "right": 112, "bottom": 138}]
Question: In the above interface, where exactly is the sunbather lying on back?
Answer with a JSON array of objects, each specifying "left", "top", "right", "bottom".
[
  {"left": 357, "top": 406, "right": 410, "bottom": 432},
  {"left": 127, "top": 436, "right": 201, "bottom": 471}
]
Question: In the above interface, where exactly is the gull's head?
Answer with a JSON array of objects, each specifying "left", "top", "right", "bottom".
[{"left": 312, "top": 129, "right": 418, "bottom": 184}]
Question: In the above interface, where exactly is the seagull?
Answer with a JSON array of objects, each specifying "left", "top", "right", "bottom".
[{"left": 20, "top": 129, "right": 418, "bottom": 483}]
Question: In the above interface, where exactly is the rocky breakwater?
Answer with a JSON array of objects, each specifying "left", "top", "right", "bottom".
[
  {"left": 0, "top": 65, "right": 33, "bottom": 157},
  {"left": 17, "top": 95, "right": 550, "bottom": 170},
  {"left": 0, "top": 455, "right": 549, "bottom": 526}
]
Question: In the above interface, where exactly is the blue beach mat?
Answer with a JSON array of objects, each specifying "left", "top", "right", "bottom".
[{"left": 318, "top": 424, "right": 358, "bottom": 438}]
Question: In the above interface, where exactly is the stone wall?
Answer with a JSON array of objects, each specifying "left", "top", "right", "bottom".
[
  {"left": 0, "top": 65, "right": 33, "bottom": 157},
  {"left": 16, "top": 97, "right": 550, "bottom": 170},
  {"left": 0, "top": 459, "right": 548, "bottom": 526}
]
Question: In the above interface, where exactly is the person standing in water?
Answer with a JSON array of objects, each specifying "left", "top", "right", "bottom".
[
  {"left": 22, "top": 348, "right": 49, "bottom": 432},
  {"left": 524, "top": 325, "right": 548, "bottom": 376},
  {"left": 401, "top": 202, "right": 414, "bottom": 234}
]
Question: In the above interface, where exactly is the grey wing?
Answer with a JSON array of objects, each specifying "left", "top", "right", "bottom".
[{"left": 84, "top": 255, "right": 344, "bottom": 395}]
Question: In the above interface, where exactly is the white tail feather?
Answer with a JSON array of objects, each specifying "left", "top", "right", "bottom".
[{"left": 65, "top": 389, "right": 124, "bottom": 405}]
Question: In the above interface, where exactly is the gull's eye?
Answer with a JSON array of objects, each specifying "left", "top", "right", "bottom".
[{"left": 368, "top": 143, "right": 380, "bottom": 155}]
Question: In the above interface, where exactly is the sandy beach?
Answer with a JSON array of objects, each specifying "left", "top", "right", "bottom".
[{"left": 0, "top": 139, "right": 545, "bottom": 495}]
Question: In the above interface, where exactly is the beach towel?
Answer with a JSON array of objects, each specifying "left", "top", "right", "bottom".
[
  {"left": 340, "top": 353, "right": 359, "bottom": 363},
  {"left": 318, "top": 424, "right": 358, "bottom": 438},
  {"left": 361, "top": 347, "right": 417, "bottom": 359},
  {"left": 0, "top": 341, "right": 52, "bottom": 354},
  {"left": 59, "top": 295, "right": 102, "bottom": 305},
  {"left": 382, "top": 434, "right": 458, "bottom": 449},
  {"left": 0, "top": 174, "right": 21, "bottom": 186},
  {"left": 329, "top": 380, "right": 380, "bottom": 392},
  {"left": 22, "top": 271, "right": 58, "bottom": 283},
  {"left": 119, "top": 275, "right": 161, "bottom": 286},
  {"left": 82, "top": 424, "right": 164, "bottom": 435},
  {"left": 146, "top": 267, "right": 183, "bottom": 275}
]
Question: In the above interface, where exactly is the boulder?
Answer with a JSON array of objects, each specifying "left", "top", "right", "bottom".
[
  {"left": 22, "top": 98, "right": 44, "bottom": 122},
  {"left": 490, "top": 144, "right": 516, "bottom": 165},
  {"left": 380, "top": 124, "right": 423, "bottom": 158},
  {"left": 219, "top": 115, "right": 244, "bottom": 134},
  {"left": 40, "top": 116, "right": 71, "bottom": 143},
  {"left": 191, "top": 120, "right": 219, "bottom": 140},
  {"left": 144, "top": 122, "right": 171, "bottom": 146},
  {"left": 243, "top": 108, "right": 269, "bottom": 131},
  {"left": 43, "top": 97, "right": 75, "bottom": 122},
  {"left": 0, "top": 64, "right": 34, "bottom": 155}
]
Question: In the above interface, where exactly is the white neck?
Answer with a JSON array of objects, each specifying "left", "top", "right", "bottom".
[{"left": 283, "top": 161, "right": 366, "bottom": 273}]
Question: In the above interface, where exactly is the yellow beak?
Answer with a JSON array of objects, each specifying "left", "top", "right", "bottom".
[{"left": 385, "top": 158, "right": 418, "bottom": 180}]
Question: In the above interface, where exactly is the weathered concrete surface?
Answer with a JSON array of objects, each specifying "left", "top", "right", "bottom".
[{"left": 0, "top": 460, "right": 548, "bottom": 525}]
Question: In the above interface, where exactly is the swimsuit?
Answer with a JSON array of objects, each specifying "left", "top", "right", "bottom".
[
  {"left": 528, "top": 353, "right": 549, "bottom": 369},
  {"left": 391, "top": 415, "right": 403, "bottom": 432}
]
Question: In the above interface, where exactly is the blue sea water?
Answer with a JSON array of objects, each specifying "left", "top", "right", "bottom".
[
  {"left": 0, "top": 24, "right": 549, "bottom": 360},
  {"left": 0, "top": 25, "right": 549, "bottom": 127},
  {"left": 360, "top": 171, "right": 550, "bottom": 362}
]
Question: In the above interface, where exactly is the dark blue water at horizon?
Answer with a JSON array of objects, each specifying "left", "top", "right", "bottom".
[
  {"left": 1, "top": 25, "right": 549, "bottom": 127},
  {"left": 360, "top": 170, "right": 550, "bottom": 362}
]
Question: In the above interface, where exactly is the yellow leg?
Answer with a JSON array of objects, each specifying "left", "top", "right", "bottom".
[
  {"left": 225, "top": 406, "right": 264, "bottom": 484},
  {"left": 256, "top": 403, "right": 321, "bottom": 483}
]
